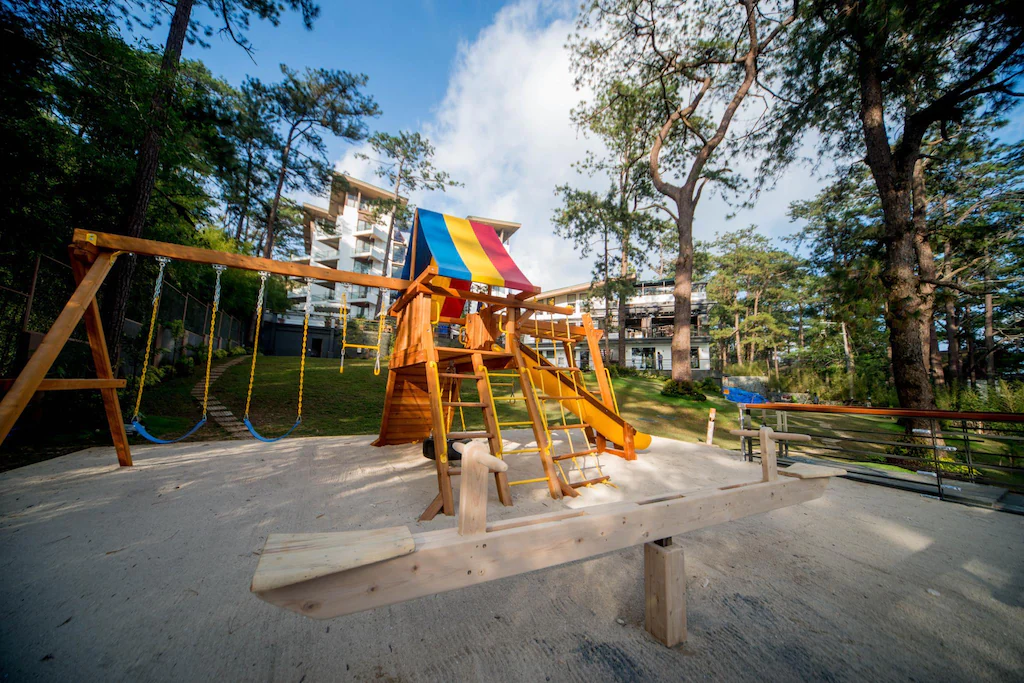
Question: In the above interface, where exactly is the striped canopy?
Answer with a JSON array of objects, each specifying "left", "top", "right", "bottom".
[{"left": 400, "top": 209, "right": 533, "bottom": 291}]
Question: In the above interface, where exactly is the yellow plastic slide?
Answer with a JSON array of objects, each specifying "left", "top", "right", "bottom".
[{"left": 519, "top": 346, "right": 652, "bottom": 451}]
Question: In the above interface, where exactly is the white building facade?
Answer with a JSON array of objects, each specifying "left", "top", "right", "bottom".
[
  {"left": 283, "top": 175, "right": 408, "bottom": 326},
  {"left": 529, "top": 279, "right": 714, "bottom": 376}
]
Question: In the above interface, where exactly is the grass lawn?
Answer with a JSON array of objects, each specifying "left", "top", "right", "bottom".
[{"left": 205, "top": 357, "right": 741, "bottom": 448}]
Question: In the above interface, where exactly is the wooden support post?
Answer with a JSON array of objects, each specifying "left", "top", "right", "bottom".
[
  {"left": 644, "top": 537, "right": 687, "bottom": 647},
  {"left": 705, "top": 408, "right": 716, "bottom": 445},
  {"left": 759, "top": 426, "right": 778, "bottom": 482},
  {"left": 70, "top": 251, "right": 132, "bottom": 466},
  {"left": 0, "top": 252, "right": 117, "bottom": 446},
  {"left": 456, "top": 442, "right": 509, "bottom": 536},
  {"left": 582, "top": 313, "right": 615, "bottom": 411},
  {"left": 473, "top": 352, "right": 512, "bottom": 506},
  {"left": 424, "top": 361, "right": 454, "bottom": 518}
]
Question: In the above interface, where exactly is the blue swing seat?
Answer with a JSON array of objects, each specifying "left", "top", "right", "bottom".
[
  {"left": 132, "top": 417, "right": 207, "bottom": 445},
  {"left": 243, "top": 417, "right": 302, "bottom": 443}
]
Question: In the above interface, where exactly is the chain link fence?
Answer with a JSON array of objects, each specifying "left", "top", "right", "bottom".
[{"left": 0, "top": 255, "right": 245, "bottom": 382}]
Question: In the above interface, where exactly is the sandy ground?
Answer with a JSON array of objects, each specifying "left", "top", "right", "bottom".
[{"left": 0, "top": 431, "right": 1022, "bottom": 682}]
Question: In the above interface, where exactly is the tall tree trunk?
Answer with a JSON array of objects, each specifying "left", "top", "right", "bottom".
[
  {"left": 840, "top": 321, "right": 855, "bottom": 402},
  {"left": 602, "top": 225, "right": 611, "bottom": 362},
  {"left": 985, "top": 274, "right": 996, "bottom": 386},
  {"left": 616, "top": 177, "right": 630, "bottom": 367},
  {"left": 912, "top": 158, "right": 937, "bottom": 376},
  {"left": 929, "top": 313, "right": 944, "bottom": 385},
  {"left": 966, "top": 321, "right": 977, "bottom": 388},
  {"left": 945, "top": 298, "right": 961, "bottom": 383},
  {"left": 670, "top": 203, "right": 693, "bottom": 382},
  {"left": 734, "top": 310, "right": 742, "bottom": 365},
  {"left": 263, "top": 135, "right": 295, "bottom": 259},
  {"left": 104, "top": 0, "right": 195, "bottom": 371},
  {"left": 856, "top": 47, "right": 935, "bottom": 412},
  {"left": 373, "top": 160, "right": 405, "bottom": 318}
]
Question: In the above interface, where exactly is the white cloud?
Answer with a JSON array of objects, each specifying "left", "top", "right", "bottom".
[{"left": 323, "top": 0, "right": 838, "bottom": 290}]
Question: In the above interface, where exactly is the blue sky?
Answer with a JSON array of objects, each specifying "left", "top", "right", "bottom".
[
  {"left": 145, "top": 0, "right": 1022, "bottom": 289},
  {"left": 180, "top": 1, "right": 508, "bottom": 164}
]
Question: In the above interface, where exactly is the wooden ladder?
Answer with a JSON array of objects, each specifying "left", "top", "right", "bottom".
[{"left": 420, "top": 352, "right": 512, "bottom": 521}]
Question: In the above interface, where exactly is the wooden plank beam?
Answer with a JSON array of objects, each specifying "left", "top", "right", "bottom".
[
  {"left": 69, "top": 252, "right": 132, "bottom": 466},
  {"left": 422, "top": 282, "right": 574, "bottom": 316},
  {"left": 252, "top": 473, "right": 836, "bottom": 619},
  {"left": 0, "top": 378, "right": 127, "bottom": 391},
  {"left": 73, "top": 230, "right": 410, "bottom": 292},
  {"left": 0, "top": 253, "right": 116, "bottom": 446}
]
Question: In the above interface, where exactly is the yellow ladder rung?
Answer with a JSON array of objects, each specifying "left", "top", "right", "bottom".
[
  {"left": 344, "top": 344, "right": 379, "bottom": 350},
  {"left": 492, "top": 395, "right": 526, "bottom": 402},
  {"left": 505, "top": 447, "right": 542, "bottom": 455},
  {"left": 498, "top": 420, "right": 534, "bottom": 427},
  {"left": 509, "top": 477, "right": 549, "bottom": 486},
  {"left": 488, "top": 372, "right": 520, "bottom": 378}
]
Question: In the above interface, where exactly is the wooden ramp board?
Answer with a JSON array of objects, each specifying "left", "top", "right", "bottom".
[
  {"left": 251, "top": 527, "right": 415, "bottom": 593},
  {"left": 519, "top": 346, "right": 652, "bottom": 451}
]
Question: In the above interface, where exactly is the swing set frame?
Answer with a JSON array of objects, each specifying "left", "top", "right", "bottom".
[{"left": 0, "top": 229, "right": 572, "bottom": 465}]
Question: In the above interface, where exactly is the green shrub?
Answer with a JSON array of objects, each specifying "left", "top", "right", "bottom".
[
  {"left": 174, "top": 357, "right": 195, "bottom": 377},
  {"left": 696, "top": 378, "right": 721, "bottom": 396},
  {"left": 229, "top": 344, "right": 249, "bottom": 357},
  {"left": 212, "top": 348, "right": 229, "bottom": 360},
  {"left": 661, "top": 380, "right": 707, "bottom": 401}
]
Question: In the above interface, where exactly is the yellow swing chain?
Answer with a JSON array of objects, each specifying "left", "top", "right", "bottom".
[
  {"left": 243, "top": 271, "right": 269, "bottom": 421},
  {"left": 339, "top": 290, "right": 348, "bottom": 374},
  {"left": 132, "top": 256, "right": 169, "bottom": 422},
  {"left": 373, "top": 294, "right": 388, "bottom": 376},
  {"left": 199, "top": 265, "right": 227, "bottom": 419},
  {"left": 297, "top": 278, "right": 312, "bottom": 420}
]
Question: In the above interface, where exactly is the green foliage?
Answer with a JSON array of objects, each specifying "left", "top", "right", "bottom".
[
  {"left": 174, "top": 356, "right": 196, "bottom": 377},
  {"left": 213, "top": 348, "right": 229, "bottom": 360},
  {"left": 661, "top": 380, "right": 707, "bottom": 401}
]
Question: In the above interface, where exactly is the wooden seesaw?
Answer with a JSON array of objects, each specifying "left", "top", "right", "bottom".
[{"left": 251, "top": 426, "right": 843, "bottom": 646}]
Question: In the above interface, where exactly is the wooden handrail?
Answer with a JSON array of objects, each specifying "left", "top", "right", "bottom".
[{"left": 749, "top": 402, "right": 1024, "bottom": 423}]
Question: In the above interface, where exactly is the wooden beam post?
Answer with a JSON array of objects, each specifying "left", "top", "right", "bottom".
[
  {"left": 456, "top": 442, "right": 510, "bottom": 536},
  {"left": 582, "top": 313, "right": 614, "bottom": 411},
  {"left": 473, "top": 352, "right": 512, "bottom": 506},
  {"left": 0, "top": 252, "right": 117, "bottom": 446},
  {"left": 644, "top": 537, "right": 687, "bottom": 647},
  {"left": 705, "top": 408, "right": 716, "bottom": 445},
  {"left": 70, "top": 250, "right": 132, "bottom": 466},
  {"left": 760, "top": 426, "right": 778, "bottom": 482}
]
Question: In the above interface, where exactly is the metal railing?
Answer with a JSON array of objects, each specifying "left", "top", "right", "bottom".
[{"left": 737, "top": 403, "right": 1024, "bottom": 512}]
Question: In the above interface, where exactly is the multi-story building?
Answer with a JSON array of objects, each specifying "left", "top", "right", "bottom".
[
  {"left": 288, "top": 174, "right": 409, "bottom": 322},
  {"left": 529, "top": 279, "right": 715, "bottom": 377}
]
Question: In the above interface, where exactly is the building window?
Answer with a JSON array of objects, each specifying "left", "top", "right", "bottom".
[
  {"left": 345, "top": 193, "right": 357, "bottom": 208},
  {"left": 690, "top": 348, "right": 700, "bottom": 369}
]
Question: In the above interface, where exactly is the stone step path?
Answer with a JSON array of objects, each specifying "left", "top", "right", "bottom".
[{"left": 190, "top": 356, "right": 249, "bottom": 439}]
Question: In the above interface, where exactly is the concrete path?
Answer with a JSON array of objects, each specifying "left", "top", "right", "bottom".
[
  {"left": 0, "top": 433, "right": 1021, "bottom": 681},
  {"left": 189, "top": 357, "right": 247, "bottom": 438}
]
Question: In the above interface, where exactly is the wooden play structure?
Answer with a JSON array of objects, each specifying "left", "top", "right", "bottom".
[
  {"left": 0, "top": 210, "right": 649, "bottom": 519},
  {"left": 251, "top": 428, "right": 843, "bottom": 646},
  {"left": 375, "top": 209, "right": 650, "bottom": 520}
]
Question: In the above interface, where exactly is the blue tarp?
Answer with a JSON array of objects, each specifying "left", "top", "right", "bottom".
[{"left": 722, "top": 387, "right": 767, "bottom": 404}]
